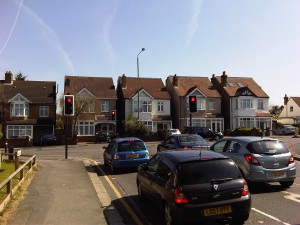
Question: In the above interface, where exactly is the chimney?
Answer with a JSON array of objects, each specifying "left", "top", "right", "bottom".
[
  {"left": 172, "top": 74, "right": 178, "bottom": 87},
  {"left": 65, "top": 78, "right": 70, "bottom": 87},
  {"left": 211, "top": 74, "right": 217, "bottom": 85},
  {"left": 284, "top": 94, "right": 288, "bottom": 105},
  {"left": 121, "top": 74, "right": 127, "bottom": 88},
  {"left": 221, "top": 71, "right": 227, "bottom": 87},
  {"left": 5, "top": 71, "right": 13, "bottom": 84}
]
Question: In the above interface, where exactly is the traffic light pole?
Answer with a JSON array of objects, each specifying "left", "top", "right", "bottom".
[
  {"left": 190, "top": 113, "right": 192, "bottom": 131},
  {"left": 65, "top": 116, "right": 68, "bottom": 159}
]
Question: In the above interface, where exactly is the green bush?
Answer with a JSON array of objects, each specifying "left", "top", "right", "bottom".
[
  {"left": 125, "top": 116, "right": 151, "bottom": 139},
  {"left": 229, "top": 127, "right": 263, "bottom": 136},
  {"left": 157, "top": 129, "right": 169, "bottom": 141}
]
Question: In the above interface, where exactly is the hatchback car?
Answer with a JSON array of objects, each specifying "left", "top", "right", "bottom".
[
  {"left": 157, "top": 134, "right": 210, "bottom": 152},
  {"left": 210, "top": 136, "right": 296, "bottom": 188},
  {"left": 273, "top": 125, "right": 296, "bottom": 135},
  {"left": 136, "top": 150, "right": 251, "bottom": 225},
  {"left": 103, "top": 137, "right": 150, "bottom": 173},
  {"left": 40, "top": 134, "right": 57, "bottom": 146},
  {"left": 95, "top": 132, "right": 111, "bottom": 143},
  {"left": 183, "top": 126, "right": 223, "bottom": 141}
]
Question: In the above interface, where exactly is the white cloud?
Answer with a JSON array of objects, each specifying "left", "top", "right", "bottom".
[{"left": 185, "top": 0, "right": 203, "bottom": 49}]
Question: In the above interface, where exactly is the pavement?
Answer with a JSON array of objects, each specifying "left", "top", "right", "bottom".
[{"left": 2, "top": 137, "right": 300, "bottom": 225}]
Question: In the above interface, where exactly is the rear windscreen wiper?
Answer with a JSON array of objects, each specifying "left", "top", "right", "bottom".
[{"left": 210, "top": 178, "right": 233, "bottom": 184}]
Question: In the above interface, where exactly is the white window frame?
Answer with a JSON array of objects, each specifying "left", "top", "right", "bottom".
[
  {"left": 197, "top": 98, "right": 206, "bottom": 110},
  {"left": 240, "top": 99, "right": 253, "bottom": 109},
  {"left": 257, "top": 99, "right": 264, "bottom": 109},
  {"left": 142, "top": 121, "right": 153, "bottom": 131},
  {"left": 208, "top": 100, "right": 215, "bottom": 110},
  {"left": 11, "top": 102, "right": 29, "bottom": 117},
  {"left": 157, "top": 101, "right": 164, "bottom": 112},
  {"left": 75, "top": 121, "right": 95, "bottom": 136},
  {"left": 7, "top": 125, "right": 33, "bottom": 138},
  {"left": 39, "top": 106, "right": 49, "bottom": 117},
  {"left": 101, "top": 101, "right": 109, "bottom": 112}
]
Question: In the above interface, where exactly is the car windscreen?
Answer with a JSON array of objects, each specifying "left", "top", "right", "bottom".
[
  {"left": 247, "top": 140, "right": 289, "bottom": 155},
  {"left": 117, "top": 140, "right": 146, "bottom": 152},
  {"left": 178, "top": 135, "right": 204, "bottom": 144},
  {"left": 179, "top": 159, "right": 241, "bottom": 185}
]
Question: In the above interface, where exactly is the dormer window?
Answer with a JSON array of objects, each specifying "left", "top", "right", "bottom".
[{"left": 11, "top": 102, "right": 29, "bottom": 117}]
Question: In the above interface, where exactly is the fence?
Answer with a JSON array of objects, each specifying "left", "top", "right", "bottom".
[{"left": 0, "top": 153, "right": 37, "bottom": 212}]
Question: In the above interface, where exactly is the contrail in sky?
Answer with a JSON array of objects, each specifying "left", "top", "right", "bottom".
[{"left": 0, "top": 0, "right": 24, "bottom": 56}]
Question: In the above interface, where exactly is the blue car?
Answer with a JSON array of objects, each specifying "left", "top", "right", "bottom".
[{"left": 103, "top": 137, "right": 150, "bottom": 174}]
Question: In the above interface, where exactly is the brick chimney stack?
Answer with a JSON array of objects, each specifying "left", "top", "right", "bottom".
[
  {"left": 221, "top": 71, "right": 227, "bottom": 87},
  {"left": 172, "top": 74, "right": 178, "bottom": 87},
  {"left": 284, "top": 94, "right": 288, "bottom": 105},
  {"left": 5, "top": 71, "right": 13, "bottom": 84},
  {"left": 121, "top": 74, "right": 127, "bottom": 88}
]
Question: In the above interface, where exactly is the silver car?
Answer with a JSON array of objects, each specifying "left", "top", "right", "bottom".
[
  {"left": 210, "top": 136, "right": 296, "bottom": 188},
  {"left": 274, "top": 125, "right": 296, "bottom": 135}
]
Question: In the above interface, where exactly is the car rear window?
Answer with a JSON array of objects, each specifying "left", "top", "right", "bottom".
[
  {"left": 117, "top": 140, "right": 146, "bottom": 152},
  {"left": 179, "top": 159, "right": 241, "bottom": 185},
  {"left": 247, "top": 140, "right": 289, "bottom": 155},
  {"left": 178, "top": 135, "right": 204, "bottom": 144}
]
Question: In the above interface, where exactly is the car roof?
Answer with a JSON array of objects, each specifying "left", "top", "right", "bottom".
[
  {"left": 113, "top": 137, "right": 143, "bottom": 143},
  {"left": 220, "top": 136, "right": 279, "bottom": 142},
  {"left": 158, "top": 150, "right": 228, "bottom": 164},
  {"left": 169, "top": 134, "right": 199, "bottom": 137}
]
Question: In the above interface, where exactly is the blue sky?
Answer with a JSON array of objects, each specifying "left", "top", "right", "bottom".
[{"left": 1, "top": 0, "right": 299, "bottom": 106}]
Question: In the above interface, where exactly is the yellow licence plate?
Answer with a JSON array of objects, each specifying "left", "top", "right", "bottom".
[
  {"left": 126, "top": 154, "right": 139, "bottom": 158},
  {"left": 269, "top": 172, "right": 285, "bottom": 178},
  {"left": 204, "top": 206, "right": 232, "bottom": 216}
]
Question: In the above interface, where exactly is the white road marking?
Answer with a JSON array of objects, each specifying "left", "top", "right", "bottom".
[
  {"left": 252, "top": 208, "right": 291, "bottom": 225},
  {"left": 282, "top": 191, "right": 300, "bottom": 203}
]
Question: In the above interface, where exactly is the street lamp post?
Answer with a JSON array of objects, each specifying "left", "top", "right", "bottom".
[{"left": 137, "top": 48, "right": 145, "bottom": 121}]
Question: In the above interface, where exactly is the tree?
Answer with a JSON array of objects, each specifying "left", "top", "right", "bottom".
[
  {"left": 125, "top": 115, "right": 151, "bottom": 138},
  {"left": 15, "top": 71, "right": 27, "bottom": 80},
  {"left": 269, "top": 105, "right": 284, "bottom": 118}
]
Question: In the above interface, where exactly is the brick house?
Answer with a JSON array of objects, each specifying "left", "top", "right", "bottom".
[
  {"left": 0, "top": 71, "right": 57, "bottom": 146},
  {"left": 116, "top": 74, "right": 172, "bottom": 135},
  {"left": 278, "top": 95, "right": 300, "bottom": 124},
  {"left": 211, "top": 71, "right": 272, "bottom": 131},
  {"left": 64, "top": 75, "right": 117, "bottom": 142},
  {"left": 166, "top": 75, "right": 224, "bottom": 132}
]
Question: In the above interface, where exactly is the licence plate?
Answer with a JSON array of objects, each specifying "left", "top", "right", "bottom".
[
  {"left": 126, "top": 154, "right": 139, "bottom": 158},
  {"left": 204, "top": 206, "right": 232, "bottom": 216},
  {"left": 269, "top": 172, "right": 285, "bottom": 178}
]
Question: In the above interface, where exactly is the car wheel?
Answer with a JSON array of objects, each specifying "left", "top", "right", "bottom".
[
  {"left": 110, "top": 164, "right": 118, "bottom": 174},
  {"left": 137, "top": 182, "right": 146, "bottom": 201},
  {"left": 280, "top": 181, "right": 294, "bottom": 188},
  {"left": 164, "top": 203, "right": 177, "bottom": 225}
]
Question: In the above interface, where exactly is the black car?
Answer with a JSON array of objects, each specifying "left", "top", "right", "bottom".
[
  {"left": 40, "top": 134, "right": 57, "bottom": 146},
  {"left": 136, "top": 150, "right": 251, "bottom": 225},
  {"left": 183, "top": 126, "right": 223, "bottom": 141},
  {"left": 95, "top": 132, "right": 111, "bottom": 143},
  {"left": 157, "top": 134, "right": 210, "bottom": 152}
]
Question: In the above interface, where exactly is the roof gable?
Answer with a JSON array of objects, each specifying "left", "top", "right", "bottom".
[
  {"left": 64, "top": 76, "right": 116, "bottom": 99},
  {"left": 167, "top": 76, "right": 221, "bottom": 97},
  {"left": 77, "top": 88, "right": 95, "bottom": 98},
  {"left": 118, "top": 76, "right": 170, "bottom": 100},
  {"left": 291, "top": 97, "right": 300, "bottom": 107},
  {"left": 8, "top": 93, "right": 30, "bottom": 103}
]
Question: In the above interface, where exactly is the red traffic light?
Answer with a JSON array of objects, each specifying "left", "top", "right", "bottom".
[
  {"left": 191, "top": 97, "right": 196, "bottom": 102},
  {"left": 67, "top": 98, "right": 72, "bottom": 103},
  {"left": 112, "top": 111, "right": 115, "bottom": 115}
]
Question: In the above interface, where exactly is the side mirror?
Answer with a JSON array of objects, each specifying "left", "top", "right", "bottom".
[{"left": 137, "top": 163, "right": 147, "bottom": 172}]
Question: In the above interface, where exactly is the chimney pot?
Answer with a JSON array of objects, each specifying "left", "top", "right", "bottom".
[
  {"left": 173, "top": 74, "right": 178, "bottom": 87},
  {"left": 284, "top": 94, "right": 288, "bottom": 105},
  {"left": 122, "top": 74, "right": 127, "bottom": 88}
]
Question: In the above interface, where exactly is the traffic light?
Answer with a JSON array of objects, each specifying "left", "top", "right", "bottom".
[
  {"left": 189, "top": 96, "right": 197, "bottom": 113},
  {"left": 111, "top": 110, "right": 116, "bottom": 120},
  {"left": 64, "top": 95, "right": 74, "bottom": 116}
]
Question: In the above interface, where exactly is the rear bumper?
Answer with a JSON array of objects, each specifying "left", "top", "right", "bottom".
[
  {"left": 170, "top": 195, "right": 251, "bottom": 223},
  {"left": 113, "top": 158, "right": 150, "bottom": 169}
]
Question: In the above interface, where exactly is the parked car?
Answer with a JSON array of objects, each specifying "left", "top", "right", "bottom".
[
  {"left": 183, "top": 126, "right": 223, "bottom": 141},
  {"left": 136, "top": 150, "right": 251, "bottom": 225},
  {"left": 103, "top": 137, "right": 150, "bottom": 174},
  {"left": 167, "top": 129, "right": 181, "bottom": 135},
  {"left": 157, "top": 134, "right": 210, "bottom": 152},
  {"left": 95, "top": 132, "right": 111, "bottom": 143},
  {"left": 210, "top": 136, "right": 296, "bottom": 188},
  {"left": 40, "top": 134, "right": 57, "bottom": 146},
  {"left": 273, "top": 125, "right": 296, "bottom": 135}
]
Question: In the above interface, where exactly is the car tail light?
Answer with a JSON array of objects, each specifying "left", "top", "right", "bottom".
[
  {"left": 289, "top": 155, "right": 295, "bottom": 164},
  {"left": 174, "top": 187, "right": 189, "bottom": 204},
  {"left": 184, "top": 146, "right": 188, "bottom": 150},
  {"left": 244, "top": 154, "right": 260, "bottom": 165},
  {"left": 146, "top": 152, "right": 150, "bottom": 157},
  {"left": 114, "top": 153, "right": 120, "bottom": 160},
  {"left": 241, "top": 179, "right": 249, "bottom": 196}
]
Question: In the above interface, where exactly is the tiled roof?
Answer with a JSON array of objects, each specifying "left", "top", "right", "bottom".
[
  {"left": 64, "top": 76, "right": 116, "bottom": 99},
  {"left": 3, "top": 80, "right": 56, "bottom": 103},
  {"left": 118, "top": 76, "right": 171, "bottom": 99},
  {"left": 256, "top": 112, "right": 272, "bottom": 117},
  {"left": 215, "top": 76, "right": 269, "bottom": 98},
  {"left": 291, "top": 97, "right": 300, "bottom": 107},
  {"left": 167, "top": 76, "right": 221, "bottom": 97}
]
